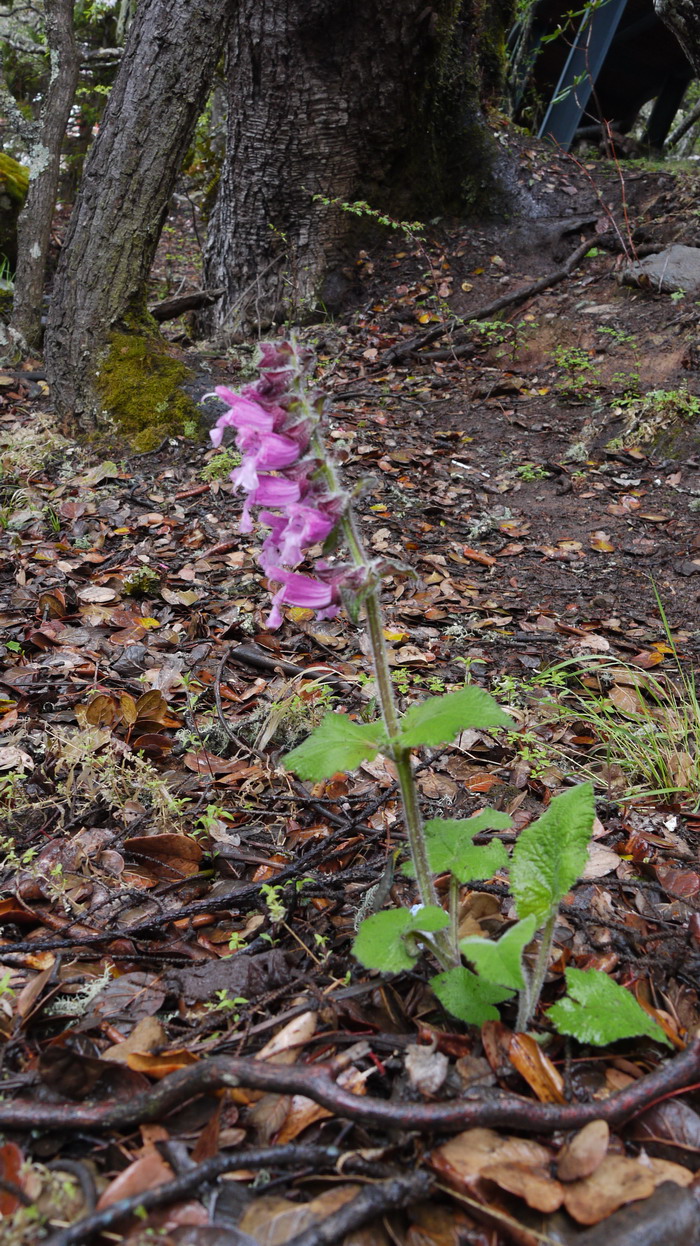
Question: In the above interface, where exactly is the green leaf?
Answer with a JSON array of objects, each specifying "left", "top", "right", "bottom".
[
  {"left": 431, "top": 966, "right": 514, "bottom": 1026},
  {"left": 510, "top": 783, "right": 595, "bottom": 926},
  {"left": 402, "top": 811, "right": 511, "bottom": 883},
  {"left": 283, "top": 714, "right": 387, "bottom": 781},
  {"left": 352, "top": 905, "right": 450, "bottom": 973},
  {"left": 397, "top": 688, "right": 514, "bottom": 749},
  {"left": 460, "top": 915, "right": 538, "bottom": 990},
  {"left": 548, "top": 968, "right": 672, "bottom": 1047}
]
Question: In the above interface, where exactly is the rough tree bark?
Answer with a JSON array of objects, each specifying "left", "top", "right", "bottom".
[
  {"left": 10, "top": 0, "right": 78, "bottom": 352},
  {"left": 44, "top": 0, "right": 232, "bottom": 430},
  {"left": 204, "top": 0, "right": 518, "bottom": 337},
  {"left": 655, "top": 0, "right": 700, "bottom": 73}
]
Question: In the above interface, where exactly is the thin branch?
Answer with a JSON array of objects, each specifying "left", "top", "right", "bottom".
[
  {"left": 45, "top": 1144, "right": 345, "bottom": 1246},
  {"left": 382, "top": 236, "right": 595, "bottom": 364},
  {"left": 285, "top": 1171, "right": 434, "bottom": 1246},
  {"left": 0, "top": 73, "right": 38, "bottom": 144}
]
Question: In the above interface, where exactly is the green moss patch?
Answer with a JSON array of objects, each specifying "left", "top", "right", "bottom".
[
  {"left": 0, "top": 153, "right": 28, "bottom": 267},
  {"left": 96, "top": 331, "right": 199, "bottom": 451}
]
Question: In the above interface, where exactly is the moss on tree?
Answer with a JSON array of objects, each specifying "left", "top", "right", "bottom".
[
  {"left": 95, "top": 327, "right": 199, "bottom": 452},
  {"left": 0, "top": 153, "right": 29, "bottom": 267}
]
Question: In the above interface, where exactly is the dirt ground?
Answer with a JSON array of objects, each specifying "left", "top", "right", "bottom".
[{"left": 2, "top": 142, "right": 700, "bottom": 1244}]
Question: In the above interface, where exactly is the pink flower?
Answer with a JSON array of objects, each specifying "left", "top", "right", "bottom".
[
  {"left": 264, "top": 566, "right": 341, "bottom": 630},
  {"left": 260, "top": 503, "right": 335, "bottom": 567},
  {"left": 236, "top": 475, "right": 304, "bottom": 536},
  {"left": 249, "top": 476, "right": 302, "bottom": 508},
  {"left": 210, "top": 395, "right": 275, "bottom": 447},
  {"left": 231, "top": 429, "right": 301, "bottom": 493}
]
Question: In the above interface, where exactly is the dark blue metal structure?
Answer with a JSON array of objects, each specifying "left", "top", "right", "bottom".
[
  {"left": 510, "top": 0, "right": 694, "bottom": 152},
  {"left": 538, "top": 0, "right": 628, "bottom": 147}
]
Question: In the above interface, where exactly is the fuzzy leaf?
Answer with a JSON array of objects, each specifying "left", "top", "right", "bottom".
[
  {"left": 352, "top": 905, "right": 450, "bottom": 973},
  {"left": 403, "top": 811, "right": 511, "bottom": 883},
  {"left": 548, "top": 968, "right": 671, "bottom": 1047},
  {"left": 283, "top": 714, "right": 387, "bottom": 781},
  {"left": 510, "top": 783, "right": 595, "bottom": 926},
  {"left": 431, "top": 966, "right": 515, "bottom": 1026},
  {"left": 460, "top": 915, "right": 538, "bottom": 990},
  {"left": 397, "top": 688, "right": 514, "bottom": 749}
]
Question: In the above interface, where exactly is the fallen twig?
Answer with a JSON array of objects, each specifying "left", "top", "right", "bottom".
[
  {"left": 44, "top": 1144, "right": 345, "bottom": 1246},
  {"left": 285, "top": 1171, "right": 434, "bottom": 1246},
  {"left": 4, "top": 1037, "right": 700, "bottom": 1135},
  {"left": 382, "top": 236, "right": 595, "bottom": 364},
  {"left": 149, "top": 287, "right": 224, "bottom": 322}
]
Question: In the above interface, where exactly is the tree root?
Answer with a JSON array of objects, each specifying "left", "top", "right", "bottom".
[{"left": 5, "top": 1036, "right": 700, "bottom": 1136}]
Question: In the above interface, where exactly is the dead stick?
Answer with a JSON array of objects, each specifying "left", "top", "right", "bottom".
[
  {"left": 4, "top": 1037, "right": 700, "bottom": 1135},
  {"left": 45, "top": 1144, "right": 343, "bottom": 1246},
  {"left": 285, "top": 1171, "right": 434, "bottom": 1246},
  {"left": 382, "top": 236, "right": 595, "bottom": 364}
]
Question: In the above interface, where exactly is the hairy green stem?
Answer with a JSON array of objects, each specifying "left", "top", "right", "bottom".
[
  {"left": 517, "top": 912, "right": 556, "bottom": 1032},
  {"left": 306, "top": 409, "right": 459, "bottom": 968},
  {"left": 448, "top": 873, "right": 460, "bottom": 962}
]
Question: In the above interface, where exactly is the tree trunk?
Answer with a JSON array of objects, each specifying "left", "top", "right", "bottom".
[
  {"left": 655, "top": 0, "right": 700, "bottom": 73},
  {"left": 44, "top": 0, "right": 232, "bottom": 430},
  {"left": 204, "top": 0, "right": 517, "bottom": 337},
  {"left": 10, "top": 0, "right": 78, "bottom": 352}
]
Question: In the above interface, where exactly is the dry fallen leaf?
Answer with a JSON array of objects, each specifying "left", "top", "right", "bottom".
[
  {"left": 557, "top": 1120, "right": 609, "bottom": 1182},
  {"left": 481, "top": 1160, "right": 564, "bottom": 1212},
  {"left": 430, "top": 1127, "right": 551, "bottom": 1191},
  {"left": 239, "top": 1185, "right": 360, "bottom": 1245},
  {"left": 96, "top": 1150, "right": 174, "bottom": 1211},
  {"left": 404, "top": 1042, "right": 450, "bottom": 1097},
  {"left": 103, "top": 1016, "right": 167, "bottom": 1063},
  {"left": 583, "top": 842, "right": 621, "bottom": 880},
  {"left": 562, "top": 1154, "right": 656, "bottom": 1225},
  {"left": 508, "top": 1033, "right": 565, "bottom": 1104}
]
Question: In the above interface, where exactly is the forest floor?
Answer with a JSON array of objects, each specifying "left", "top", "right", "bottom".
[{"left": 2, "top": 141, "right": 700, "bottom": 1244}]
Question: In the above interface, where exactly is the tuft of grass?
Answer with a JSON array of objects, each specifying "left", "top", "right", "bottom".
[{"left": 508, "top": 612, "right": 700, "bottom": 805}]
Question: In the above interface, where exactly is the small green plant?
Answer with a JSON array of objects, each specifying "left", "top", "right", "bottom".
[
  {"left": 596, "top": 325, "right": 638, "bottom": 349},
  {"left": 392, "top": 667, "right": 412, "bottom": 696},
  {"left": 214, "top": 338, "right": 668, "bottom": 1051},
  {"left": 553, "top": 345, "right": 600, "bottom": 397},
  {"left": 515, "top": 461, "right": 550, "bottom": 481},
  {"left": 123, "top": 566, "right": 161, "bottom": 596},
  {"left": 200, "top": 446, "right": 242, "bottom": 481},
  {"left": 193, "top": 804, "right": 231, "bottom": 837},
  {"left": 204, "top": 990, "right": 248, "bottom": 1021},
  {"left": 255, "top": 679, "right": 335, "bottom": 749},
  {"left": 469, "top": 317, "right": 537, "bottom": 363},
  {"left": 670, "top": 288, "right": 686, "bottom": 303},
  {"left": 311, "top": 193, "right": 424, "bottom": 241},
  {"left": 260, "top": 883, "right": 286, "bottom": 923},
  {"left": 612, "top": 385, "right": 700, "bottom": 445}
]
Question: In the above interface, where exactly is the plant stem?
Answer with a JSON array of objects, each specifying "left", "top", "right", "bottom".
[
  {"left": 517, "top": 912, "right": 556, "bottom": 1032},
  {"left": 334, "top": 496, "right": 456, "bottom": 969},
  {"left": 448, "top": 874, "right": 460, "bottom": 962}
]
